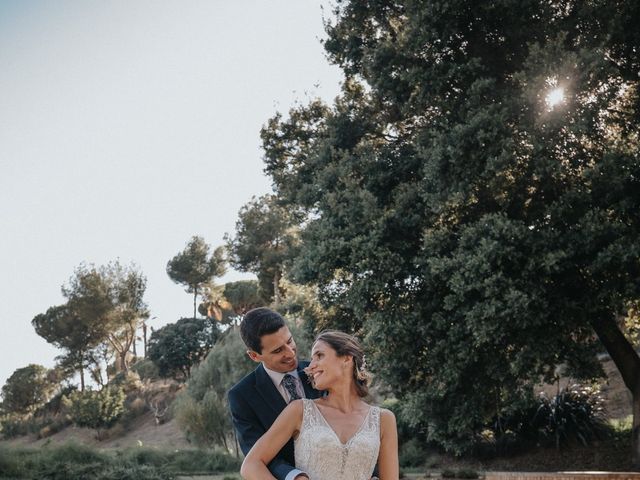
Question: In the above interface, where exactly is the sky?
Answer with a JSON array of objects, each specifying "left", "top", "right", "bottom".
[{"left": 0, "top": 1, "right": 343, "bottom": 388}]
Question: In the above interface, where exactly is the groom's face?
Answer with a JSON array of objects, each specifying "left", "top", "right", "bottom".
[{"left": 248, "top": 326, "right": 298, "bottom": 373}]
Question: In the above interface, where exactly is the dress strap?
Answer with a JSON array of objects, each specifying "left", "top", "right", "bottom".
[{"left": 300, "top": 398, "right": 323, "bottom": 431}]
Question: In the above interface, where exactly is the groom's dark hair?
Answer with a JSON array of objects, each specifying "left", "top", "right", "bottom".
[{"left": 240, "top": 307, "right": 287, "bottom": 353}]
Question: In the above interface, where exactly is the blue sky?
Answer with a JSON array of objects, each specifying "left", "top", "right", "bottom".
[{"left": 0, "top": 1, "right": 342, "bottom": 387}]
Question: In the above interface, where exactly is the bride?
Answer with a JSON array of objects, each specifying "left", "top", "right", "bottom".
[{"left": 241, "top": 330, "right": 399, "bottom": 480}]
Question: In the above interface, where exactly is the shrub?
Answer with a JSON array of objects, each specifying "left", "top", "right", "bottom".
[
  {"left": 111, "top": 371, "right": 143, "bottom": 393},
  {"left": 38, "top": 416, "right": 72, "bottom": 439},
  {"left": 33, "top": 462, "right": 175, "bottom": 480},
  {"left": 457, "top": 468, "right": 480, "bottom": 479},
  {"left": 0, "top": 414, "right": 31, "bottom": 438},
  {"left": 128, "top": 396, "right": 148, "bottom": 416},
  {"left": 532, "top": 384, "right": 607, "bottom": 448},
  {"left": 173, "top": 391, "right": 230, "bottom": 448},
  {"left": 94, "top": 465, "right": 174, "bottom": 480},
  {"left": 123, "top": 447, "right": 168, "bottom": 467},
  {"left": 0, "top": 413, "right": 68, "bottom": 439},
  {"left": 167, "top": 450, "right": 208, "bottom": 473},
  {"left": 382, "top": 398, "right": 427, "bottom": 445},
  {"left": 201, "top": 450, "right": 242, "bottom": 472},
  {"left": 399, "top": 437, "right": 427, "bottom": 468},
  {"left": 68, "top": 387, "right": 125, "bottom": 437},
  {"left": 0, "top": 445, "right": 243, "bottom": 479},
  {"left": 106, "top": 422, "right": 127, "bottom": 439},
  {"left": 132, "top": 359, "right": 160, "bottom": 381},
  {"left": 44, "top": 442, "right": 108, "bottom": 465},
  {"left": 608, "top": 415, "right": 632, "bottom": 442},
  {"left": 485, "top": 383, "right": 607, "bottom": 451},
  {"left": 118, "top": 395, "right": 148, "bottom": 430},
  {"left": 0, "top": 446, "right": 25, "bottom": 477},
  {"left": 34, "top": 461, "right": 106, "bottom": 480}
]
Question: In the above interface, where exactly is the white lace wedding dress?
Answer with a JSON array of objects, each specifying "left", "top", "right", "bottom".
[{"left": 295, "top": 399, "right": 380, "bottom": 480}]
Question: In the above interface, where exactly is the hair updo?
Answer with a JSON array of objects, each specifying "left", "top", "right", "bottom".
[{"left": 313, "top": 330, "right": 371, "bottom": 398}]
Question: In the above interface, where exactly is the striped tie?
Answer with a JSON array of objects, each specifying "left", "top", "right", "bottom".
[{"left": 282, "top": 374, "right": 301, "bottom": 402}]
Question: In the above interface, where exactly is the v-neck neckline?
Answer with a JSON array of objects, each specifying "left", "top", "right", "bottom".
[{"left": 311, "top": 399, "right": 372, "bottom": 446}]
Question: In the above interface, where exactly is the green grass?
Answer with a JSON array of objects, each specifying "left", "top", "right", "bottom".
[{"left": 0, "top": 443, "right": 241, "bottom": 480}]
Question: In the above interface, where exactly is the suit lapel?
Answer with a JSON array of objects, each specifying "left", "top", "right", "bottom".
[{"left": 254, "top": 364, "right": 287, "bottom": 413}]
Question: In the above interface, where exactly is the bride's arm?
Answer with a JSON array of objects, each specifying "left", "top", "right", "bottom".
[
  {"left": 240, "top": 399, "right": 304, "bottom": 480},
  {"left": 378, "top": 409, "right": 399, "bottom": 480}
]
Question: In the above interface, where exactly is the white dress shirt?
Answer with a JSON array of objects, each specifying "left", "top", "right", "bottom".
[{"left": 263, "top": 365, "right": 305, "bottom": 403}]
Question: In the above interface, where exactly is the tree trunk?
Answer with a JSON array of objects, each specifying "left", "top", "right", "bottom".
[
  {"left": 79, "top": 366, "right": 85, "bottom": 391},
  {"left": 591, "top": 315, "right": 640, "bottom": 466},
  {"left": 78, "top": 352, "right": 85, "bottom": 391},
  {"left": 633, "top": 387, "right": 640, "bottom": 468},
  {"left": 193, "top": 286, "right": 198, "bottom": 318},
  {"left": 120, "top": 350, "right": 129, "bottom": 374},
  {"left": 143, "top": 321, "right": 148, "bottom": 358},
  {"left": 233, "top": 425, "right": 240, "bottom": 458},
  {"left": 273, "top": 270, "right": 280, "bottom": 307}
]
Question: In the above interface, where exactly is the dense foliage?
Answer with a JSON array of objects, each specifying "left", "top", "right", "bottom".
[
  {"left": 173, "top": 328, "right": 252, "bottom": 448},
  {"left": 533, "top": 384, "right": 607, "bottom": 448},
  {"left": 261, "top": 0, "right": 640, "bottom": 457},
  {"left": 223, "top": 280, "right": 265, "bottom": 317},
  {"left": 0, "top": 364, "right": 54, "bottom": 415},
  {"left": 226, "top": 194, "right": 299, "bottom": 304},
  {"left": 68, "top": 387, "right": 125, "bottom": 436},
  {"left": 147, "top": 317, "right": 220, "bottom": 379}
]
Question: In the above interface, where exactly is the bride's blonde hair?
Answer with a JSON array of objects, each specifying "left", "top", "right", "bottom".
[{"left": 313, "top": 330, "right": 371, "bottom": 397}]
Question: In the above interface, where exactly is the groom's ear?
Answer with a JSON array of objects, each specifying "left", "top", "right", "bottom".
[{"left": 247, "top": 350, "right": 261, "bottom": 363}]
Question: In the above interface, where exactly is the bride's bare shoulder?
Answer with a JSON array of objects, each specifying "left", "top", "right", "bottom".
[
  {"left": 283, "top": 398, "right": 305, "bottom": 416},
  {"left": 379, "top": 407, "right": 395, "bottom": 418},
  {"left": 379, "top": 408, "right": 397, "bottom": 431}
]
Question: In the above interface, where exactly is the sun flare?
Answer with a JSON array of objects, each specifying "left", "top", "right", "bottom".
[{"left": 545, "top": 87, "right": 565, "bottom": 108}]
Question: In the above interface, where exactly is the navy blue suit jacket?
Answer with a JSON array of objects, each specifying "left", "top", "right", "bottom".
[{"left": 228, "top": 361, "right": 321, "bottom": 480}]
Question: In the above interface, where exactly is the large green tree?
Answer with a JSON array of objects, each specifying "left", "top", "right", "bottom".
[
  {"left": 32, "top": 304, "right": 107, "bottom": 391},
  {"left": 226, "top": 195, "right": 299, "bottom": 306},
  {"left": 63, "top": 262, "right": 149, "bottom": 375},
  {"left": 198, "top": 280, "right": 264, "bottom": 325},
  {"left": 223, "top": 280, "right": 265, "bottom": 316},
  {"left": 33, "top": 262, "right": 146, "bottom": 389},
  {"left": 147, "top": 317, "right": 220, "bottom": 379},
  {"left": 167, "top": 236, "right": 226, "bottom": 318},
  {"left": 1, "top": 364, "right": 55, "bottom": 415},
  {"left": 262, "top": 0, "right": 640, "bottom": 461}
]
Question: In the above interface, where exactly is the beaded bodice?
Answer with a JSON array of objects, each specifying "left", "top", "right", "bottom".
[{"left": 294, "top": 399, "right": 380, "bottom": 480}]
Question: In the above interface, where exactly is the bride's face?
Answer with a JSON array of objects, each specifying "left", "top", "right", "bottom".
[{"left": 307, "top": 340, "right": 352, "bottom": 390}]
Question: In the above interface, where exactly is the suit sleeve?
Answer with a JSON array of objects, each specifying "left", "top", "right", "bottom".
[{"left": 228, "top": 387, "right": 296, "bottom": 480}]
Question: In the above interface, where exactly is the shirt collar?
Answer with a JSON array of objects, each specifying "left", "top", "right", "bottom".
[{"left": 263, "top": 364, "right": 300, "bottom": 386}]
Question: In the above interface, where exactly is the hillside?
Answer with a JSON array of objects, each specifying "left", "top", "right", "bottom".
[
  {"left": 0, "top": 357, "right": 632, "bottom": 452},
  {"left": 2, "top": 409, "right": 191, "bottom": 450},
  {"left": 0, "top": 378, "right": 193, "bottom": 450}
]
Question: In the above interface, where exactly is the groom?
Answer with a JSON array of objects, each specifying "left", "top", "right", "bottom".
[{"left": 228, "top": 307, "right": 320, "bottom": 480}]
